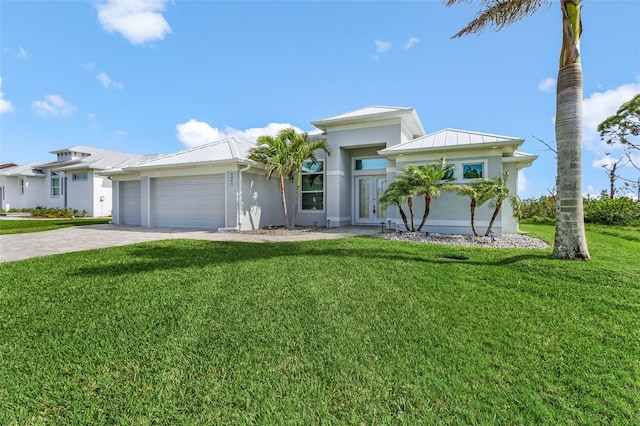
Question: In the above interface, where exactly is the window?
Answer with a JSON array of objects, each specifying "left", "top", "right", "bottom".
[
  {"left": 355, "top": 158, "right": 386, "bottom": 171},
  {"left": 301, "top": 160, "right": 324, "bottom": 210},
  {"left": 72, "top": 172, "right": 88, "bottom": 181},
  {"left": 19, "top": 179, "right": 25, "bottom": 195},
  {"left": 1, "top": 185, "right": 4, "bottom": 201},
  {"left": 462, "top": 163, "right": 484, "bottom": 180},
  {"left": 51, "top": 172, "right": 60, "bottom": 197}
]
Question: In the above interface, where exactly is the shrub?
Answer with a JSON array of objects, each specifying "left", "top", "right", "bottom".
[
  {"left": 583, "top": 197, "right": 640, "bottom": 226},
  {"left": 32, "top": 206, "right": 78, "bottom": 218},
  {"left": 520, "top": 195, "right": 556, "bottom": 220}
]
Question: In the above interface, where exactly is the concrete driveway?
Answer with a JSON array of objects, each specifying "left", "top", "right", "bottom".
[{"left": 0, "top": 224, "right": 380, "bottom": 263}]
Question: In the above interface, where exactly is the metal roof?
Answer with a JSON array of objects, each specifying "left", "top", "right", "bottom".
[
  {"left": 310, "top": 105, "right": 425, "bottom": 137},
  {"left": 0, "top": 163, "right": 47, "bottom": 177},
  {"left": 124, "top": 137, "right": 255, "bottom": 170},
  {"left": 40, "top": 146, "right": 149, "bottom": 171},
  {"left": 379, "top": 128, "right": 524, "bottom": 155}
]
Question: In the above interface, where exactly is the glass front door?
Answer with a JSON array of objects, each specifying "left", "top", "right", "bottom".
[{"left": 355, "top": 175, "right": 387, "bottom": 224}]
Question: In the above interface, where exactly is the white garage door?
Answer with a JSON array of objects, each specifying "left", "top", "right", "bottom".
[
  {"left": 151, "top": 175, "right": 225, "bottom": 229},
  {"left": 120, "top": 181, "right": 141, "bottom": 226}
]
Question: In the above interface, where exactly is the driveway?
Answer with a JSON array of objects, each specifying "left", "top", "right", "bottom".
[{"left": 0, "top": 224, "right": 380, "bottom": 263}]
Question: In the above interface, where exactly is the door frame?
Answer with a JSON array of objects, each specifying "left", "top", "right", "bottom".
[{"left": 354, "top": 174, "right": 387, "bottom": 225}]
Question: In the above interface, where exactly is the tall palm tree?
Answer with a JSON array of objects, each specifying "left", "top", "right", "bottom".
[
  {"left": 415, "top": 159, "right": 454, "bottom": 232},
  {"left": 379, "top": 180, "right": 412, "bottom": 232},
  {"left": 475, "top": 172, "right": 522, "bottom": 236},
  {"left": 248, "top": 131, "right": 292, "bottom": 228},
  {"left": 282, "top": 128, "right": 331, "bottom": 229},
  {"left": 446, "top": 0, "right": 590, "bottom": 259}
]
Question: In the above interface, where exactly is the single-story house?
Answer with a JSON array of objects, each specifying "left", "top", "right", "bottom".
[
  {"left": 1, "top": 146, "right": 152, "bottom": 216},
  {"left": 105, "top": 106, "right": 537, "bottom": 235}
]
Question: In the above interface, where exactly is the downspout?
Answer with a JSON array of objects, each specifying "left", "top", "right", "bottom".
[{"left": 218, "top": 162, "right": 251, "bottom": 232}]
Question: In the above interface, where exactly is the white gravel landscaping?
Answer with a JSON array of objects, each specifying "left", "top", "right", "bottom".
[{"left": 378, "top": 231, "right": 550, "bottom": 249}]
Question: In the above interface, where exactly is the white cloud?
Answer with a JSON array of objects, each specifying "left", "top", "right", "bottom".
[
  {"left": 176, "top": 119, "right": 303, "bottom": 148},
  {"left": 583, "top": 77, "right": 640, "bottom": 147},
  {"left": 517, "top": 170, "right": 528, "bottom": 196},
  {"left": 404, "top": 37, "right": 420, "bottom": 50},
  {"left": 88, "top": 113, "right": 97, "bottom": 120},
  {"left": 97, "top": 72, "right": 124, "bottom": 89},
  {"left": 0, "top": 77, "right": 15, "bottom": 114},
  {"left": 538, "top": 77, "right": 556, "bottom": 93},
  {"left": 31, "top": 94, "right": 77, "bottom": 117},
  {"left": 85, "top": 62, "right": 96, "bottom": 71},
  {"left": 97, "top": 0, "right": 172, "bottom": 45},
  {"left": 16, "top": 47, "right": 27, "bottom": 59},
  {"left": 374, "top": 39, "right": 391, "bottom": 53}
]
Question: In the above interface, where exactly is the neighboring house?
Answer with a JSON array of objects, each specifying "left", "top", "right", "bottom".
[
  {"left": 106, "top": 106, "right": 537, "bottom": 235},
  {"left": 0, "top": 163, "right": 47, "bottom": 211},
  {"left": 2, "top": 146, "right": 151, "bottom": 216}
]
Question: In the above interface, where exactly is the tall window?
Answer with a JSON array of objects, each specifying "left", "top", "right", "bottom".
[
  {"left": 19, "top": 179, "right": 25, "bottom": 195},
  {"left": 1, "top": 185, "right": 5, "bottom": 201},
  {"left": 51, "top": 172, "right": 60, "bottom": 197},
  {"left": 301, "top": 160, "right": 324, "bottom": 211}
]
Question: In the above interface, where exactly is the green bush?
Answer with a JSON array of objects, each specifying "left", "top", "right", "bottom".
[
  {"left": 32, "top": 206, "right": 78, "bottom": 218},
  {"left": 520, "top": 195, "right": 556, "bottom": 220},
  {"left": 584, "top": 196, "right": 640, "bottom": 226}
]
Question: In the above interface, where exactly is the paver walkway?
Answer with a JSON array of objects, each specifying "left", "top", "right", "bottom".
[{"left": 0, "top": 224, "right": 380, "bottom": 262}]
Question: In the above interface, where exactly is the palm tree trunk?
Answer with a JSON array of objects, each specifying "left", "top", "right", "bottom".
[
  {"left": 470, "top": 199, "right": 478, "bottom": 237},
  {"left": 553, "top": 63, "right": 590, "bottom": 259},
  {"left": 416, "top": 195, "right": 432, "bottom": 232},
  {"left": 552, "top": 0, "right": 589, "bottom": 260},
  {"left": 291, "top": 172, "right": 301, "bottom": 229},
  {"left": 484, "top": 200, "right": 503, "bottom": 236},
  {"left": 407, "top": 197, "right": 415, "bottom": 231},
  {"left": 278, "top": 174, "right": 289, "bottom": 228},
  {"left": 397, "top": 206, "right": 410, "bottom": 231}
]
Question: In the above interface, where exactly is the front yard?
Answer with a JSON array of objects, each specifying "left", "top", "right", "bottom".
[{"left": 0, "top": 224, "right": 638, "bottom": 423}]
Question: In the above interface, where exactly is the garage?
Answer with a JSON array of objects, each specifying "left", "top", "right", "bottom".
[
  {"left": 151, "top": 175, "right": 225, "bottom": 229},
  {"left": 119, "top": 181, "right": 141, "bottom": 226}
]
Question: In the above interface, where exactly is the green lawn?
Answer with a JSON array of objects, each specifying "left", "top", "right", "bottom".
[
  {"left": 0, "top": 218, "right": 111, "bottom": 235},
  {"left": 1, "top": 224, "right": 638, "bottom": 424}
]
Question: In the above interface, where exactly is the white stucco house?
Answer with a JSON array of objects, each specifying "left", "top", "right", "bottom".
[
  {"left": 1, "top": 146, "right": 152, "bottom": 217},
  {"left": 105, "top": 106, "right": 537, "bottom": 235}
]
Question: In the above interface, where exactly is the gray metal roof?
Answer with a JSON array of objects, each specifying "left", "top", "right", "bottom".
[
  {"left": 379, "top": 128, "right": 524, "bottom": 155},
  {"left": 0, "top": 162, "right": 47, "bottom": 177},
  {"left": 124, "top": 137, "right": 256, "bottom": 170},
  {"left": 311, "top": 105, "right": 425, "bottom": 137},
  {"left": 40, "top": 146, "right": 148, "bottom": 171}
]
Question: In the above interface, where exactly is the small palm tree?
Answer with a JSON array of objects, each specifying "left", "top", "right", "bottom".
[
  {"left": 283, "top": 128, "right": 331, "bottom": 229},
  {"left": 415, "top": 159, "right": 454, "bottom": 232},
  {"left": 445, "top": 183, "right": 492, "bottom": 237},
  {"left": 248, "top": 131, "right": 292, "bottom": 228},
  {"left": 379, "top": 180, "right": 411, "bottom": 231},
  {"left": 475, "top": 172, "right": 522, "bottom": 236},
  {"left": 394, "top": 165, "right": 425, "bottom": 231}
]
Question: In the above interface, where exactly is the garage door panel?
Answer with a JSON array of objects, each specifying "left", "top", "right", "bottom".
[
  {"left": 152, "top": 175, "right": 225, "bottom": 229},
  {"left": 120, "top": 181, "right": 141, "bottom": 226}
]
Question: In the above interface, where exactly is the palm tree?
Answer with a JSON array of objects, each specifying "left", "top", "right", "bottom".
[
  {"left": 475, "top": 172, "right": 522, "bottom": 236},
  {"left": 446, "top": 0, "right": 590, "bottom": 259},
  {"left": 282, "top": 128, "right": 331, "bottom": 229},
  {"left": 379, "top": 180, "right": 412, "bottom": 231},
  {"left": 415, "top": 159, "right": 454, "bottom": 232},
  {"left": 445, "top": 182, "right": 493, "bottom": 237},
  {"left": 395, "top": 165, "right": 425, "bottom": 231},
  {"left": 248, "top": 131, "right": 292, "bottom": 228}
]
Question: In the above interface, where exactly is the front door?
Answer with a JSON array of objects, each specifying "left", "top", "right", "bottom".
[{"left": 355, "top": 175, "right": 387, "bottom": 224}]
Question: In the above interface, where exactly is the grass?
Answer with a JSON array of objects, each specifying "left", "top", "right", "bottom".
[
  {"left": 0, "top": 218, "right": 111, "bottom": 235},
  {"left": 1, "top": 224, "right": 638, "bottom": 424}
]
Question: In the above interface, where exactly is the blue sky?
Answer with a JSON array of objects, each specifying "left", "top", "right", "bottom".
[{"left": 1, "top": 0, "right": 639, "bottom": 198}]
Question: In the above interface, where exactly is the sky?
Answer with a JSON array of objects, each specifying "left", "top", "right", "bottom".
[{"left": 1, "top": 0, "right": 639, "bottom": 199}]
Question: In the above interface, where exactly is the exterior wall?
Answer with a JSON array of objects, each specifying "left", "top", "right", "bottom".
[
  {"left": 238, "top": 169, "right": 283, "bottom": 229},
  {"left": 66, "top": 171, "right": 93, "bottom": 215},
  {"left": 44, "top": 170, "right": 66, "bottom": 209},
  {"left": 501, "top": 162, "right": 520, "bottom": 234},
  {"left": 394, "top": 150, "right": 513, "bottom": 236},
  {"left": 93, "top": 174, "right": 113, "bottom": 217},
  {"left": 0, "top": 176, "right": 46, "bottom": 210},
  {"left": 325, "top": 121, "right": 402, "bottom": 227}
]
